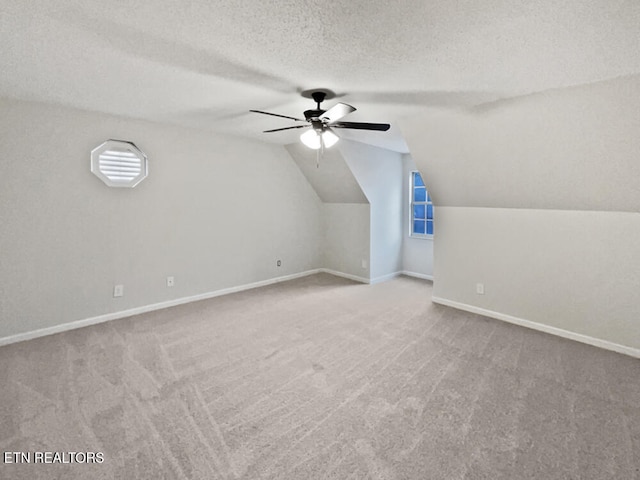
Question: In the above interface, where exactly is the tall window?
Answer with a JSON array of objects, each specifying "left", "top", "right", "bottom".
[{"left": 411, "top": 171, "right": 433, "bottom": 237}]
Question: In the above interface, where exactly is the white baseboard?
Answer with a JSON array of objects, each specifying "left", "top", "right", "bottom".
[
  {"left": 432, "top": 296, "right": 640, "bottom": 359},
  {"left": 0, "top": 269, "right": 323, "bottom": 348},
  {"left": 321, "top": 269, "right": 420, "bottom": 285},
  {"left": 0, "top": 268, "right": 428, "bottom": 348},
  {"left": 401, "top": 271, "right": 434, "bottom": 281},
  {"left": 370, "top": 271, "right": 404, "bottom": 284},
  {"left": 319, "top": 268, "right": 370, "bottom": 284}
]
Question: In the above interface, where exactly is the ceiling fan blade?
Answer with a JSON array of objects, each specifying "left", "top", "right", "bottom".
[
  {"left": 263, "top": 125, "right": 309, "bottom": 133},
  {"left": 332, "top": 121, "right": 391, "bottom": 131},
  {"left": 250, "top": 110, "right": 306, "bottom": 122},
  {"left": 321, "top": 103, "right": 356, "bottom": 123}
]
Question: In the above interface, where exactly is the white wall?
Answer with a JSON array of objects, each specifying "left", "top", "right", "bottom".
[
  {"left": 321, "top": 203, "right": 370, "bottom": 280},
  {"left": 287, "top": 139, "right": 404, "bottom": 283},
  {"left": 401, "top": 154, "right": 434, "bottom": 279},
  {"left": 339, "top": 140, "right": 404, "bottom": 282},
  {"left": 0, "top": 98, "right": 323, "bottom": 339},
  {"left": 338, "top": 139, "right": 402, "bottom": 283},
  {"left": 285, "top": 141, "right": 370, "bottom": 281},
  {"left": 399, "top": 75, "right": 640, "bottom": 353},
  {"left": 434, "top": 207, "right": 640, "bottom": 349}
]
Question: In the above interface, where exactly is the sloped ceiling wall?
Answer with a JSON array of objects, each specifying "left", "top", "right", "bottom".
[
  {"left": 285, "top": 143, "right": 367, "bottom": 204},
  {"left": 286, "top": 141, "right": 370, "bottom": 280},
  {"left": 398, "top": 74, "right": 640, "bottom": 353},
  {"left": 399, "top": 74, "right": 640, "bottom": 213},
  {"left": 286, "top": 139, "right": 404, "bottom": 281},
  {"left": 338, "top": 140, "right": 404, "bottom": 280}
]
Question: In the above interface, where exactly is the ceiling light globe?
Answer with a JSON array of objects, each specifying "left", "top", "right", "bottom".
[
  {"left": 322, "top": 129, "right": 339, "bottom": 148},
  {"left": 300, "top": 129, "right": 321, "bottom": 149}
]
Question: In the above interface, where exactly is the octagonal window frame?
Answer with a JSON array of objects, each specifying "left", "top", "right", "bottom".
[{"left": 91, "top": 139, "right": 148, "bottom": 188}]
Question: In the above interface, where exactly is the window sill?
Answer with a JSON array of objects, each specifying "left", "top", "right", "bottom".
[{"left": 409, "top": 234, "right": 433, "bottom": 241}]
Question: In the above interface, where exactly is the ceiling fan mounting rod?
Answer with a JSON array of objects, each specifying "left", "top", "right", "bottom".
[{"left": 311, "top": 91, "right": 326, "bottom": 109}]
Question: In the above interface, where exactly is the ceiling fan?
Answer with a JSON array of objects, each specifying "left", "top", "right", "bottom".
[{"left": 250, "top": 90, "right": 391, "bottom": 152}]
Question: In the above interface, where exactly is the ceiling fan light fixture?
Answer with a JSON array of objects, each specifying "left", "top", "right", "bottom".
[
  {"left": 300, "top": 128, "right": 339, "bottom": 150},
  {"left": 252, "top": 90, "right": 390, "bottom": 152},
  {"left": 300, "top": 129, "right": 322, "bottom": 149},
  {"left": 322, "top": 128, "right": 339, "bottom": 148}
]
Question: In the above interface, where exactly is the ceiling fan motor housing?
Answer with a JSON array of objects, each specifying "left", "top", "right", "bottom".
[
  {"left": 304, "top": 109, "right": 326, "bottom": 122},
  {"left": 305, "top": 91, "right": 328, "bottom": 128},
  {"left": 310, "top": 119, "right": 326, "bottom": 132}
]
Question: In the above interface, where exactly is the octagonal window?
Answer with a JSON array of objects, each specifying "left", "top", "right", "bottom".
[{"left": 91, "top": 140, "right": 148, "bottom": 188}]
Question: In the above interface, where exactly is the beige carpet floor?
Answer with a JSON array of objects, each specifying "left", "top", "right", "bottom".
[{"left": 1, "top": 273, "right": 639, "bottom": 479}]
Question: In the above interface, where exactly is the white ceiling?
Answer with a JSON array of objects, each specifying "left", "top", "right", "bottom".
[
  {"left": 286, "top": 142, "right": 368, "bottom": 204},
  {"left": 1, "top": 0, "right": 639, "bottom": 153}
]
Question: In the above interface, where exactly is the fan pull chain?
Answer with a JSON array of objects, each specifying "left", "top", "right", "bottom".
[{"left": 317, "top": 134, "right": 325, "bottom": 168}]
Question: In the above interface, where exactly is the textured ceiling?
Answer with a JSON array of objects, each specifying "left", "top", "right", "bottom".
[
  {"left": 1, "top": 0, "right": 639, "bottom": 152},
  {"left": 285, "top": 142, "right": 368, "bottom": 204}
]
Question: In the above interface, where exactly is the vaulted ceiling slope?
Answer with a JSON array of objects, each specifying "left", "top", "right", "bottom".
[
  {"left": 285, "top": 143, "right": 368, "bottom": 204},
  {"left": 399, "top": 74, "right": 640, "bottom": 212},
  {"left": 1, "top": 0, "right": 639, "bottom": 153}
]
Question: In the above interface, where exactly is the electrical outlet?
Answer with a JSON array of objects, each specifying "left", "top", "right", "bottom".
[
  {"left": 277, "top": 260, "right": 282, "bottom": 267},
  {"left": 167, "top": 276, "right": 175, "bottom": 287},
  {"left": 361, "top": 259, "right": 368, "bottom": 269},
  {"left": 113, "top": 284, "right": 124, "bottom": 297},
  {"left": 476, "top": 283, "right": 485, "bottom": 295}
]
